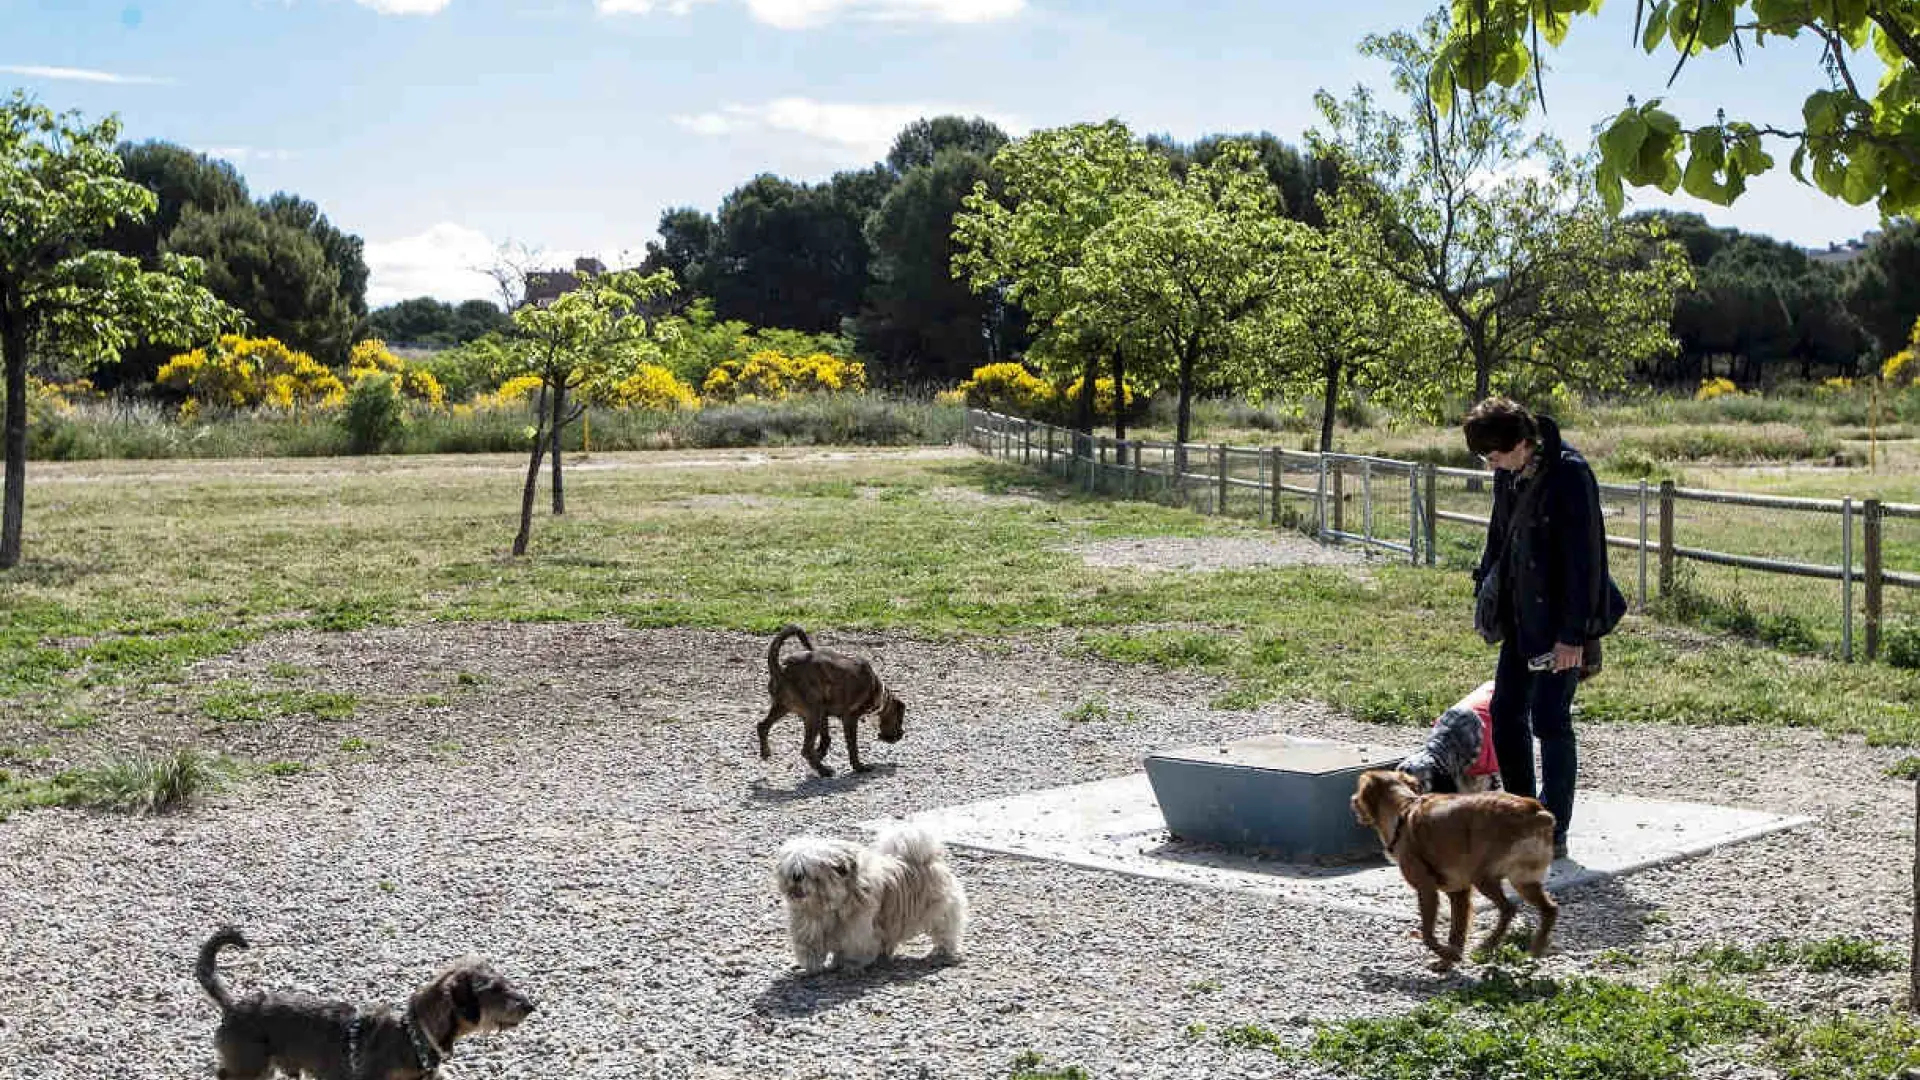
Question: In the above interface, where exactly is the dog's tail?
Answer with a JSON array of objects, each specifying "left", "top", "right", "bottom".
[
  {"left": 767, "top": 624, "right": 812, "bottom": 678},
  {"left": 195, "top": 926, "right": 249, "bottom": 1013},
  {"left": 872, "top": 823, "right": 947, "bottom": 867}
]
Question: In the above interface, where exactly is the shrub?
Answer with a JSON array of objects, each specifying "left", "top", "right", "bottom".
[
  {"left": 158, "top": 336, "right": 346, "bottom": 412},
  {"left": 593, "top": 364, "right": 700, "bottom": 411},
  {"left": 957, "top": 362, "right": 1053, "bottom": 416},
  {"left": 1056, "top": 375, "right": 1139, "bottom": 420},
  {"left": 1882, "top": 618, "right": 1920, "bottom": 669},
  {"left": 348, "top": 339, "right": 445, "bottom": 409},
  {"left": 701, "top": 349, "right": 867, "bottom": 402},
  {"left": 1695, "top": 376, "right": 1741, "bottom": 401},
  {"left": 340, "top": 373, "right": 407, "bottom": 454}
]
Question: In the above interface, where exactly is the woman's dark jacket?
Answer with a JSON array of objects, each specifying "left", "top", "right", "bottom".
[{"left": 1473, "top": 416, "right": 1627, "bottom": 659}]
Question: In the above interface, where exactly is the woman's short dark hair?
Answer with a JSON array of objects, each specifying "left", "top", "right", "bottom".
[{"left": 1462, "top": 397, "right": 1538, "bottom": 456}]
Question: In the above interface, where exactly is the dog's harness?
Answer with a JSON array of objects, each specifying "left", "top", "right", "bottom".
[{"left": 344, "top": 1011, "right": 445, "bottom": 1078}]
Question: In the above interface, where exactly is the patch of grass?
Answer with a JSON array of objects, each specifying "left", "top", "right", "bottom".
[
  {"left": 1302, "top": 969, "right": 1773, "bottom": 1080},
  {"left": 1767, "top": 1010, "right": 1920, "bottom": 1080},
  {"left": 265, "top": 662, "right": 311, "bottom": 679},
  {"left": 262, "top": 761, "right": 306, "bottom": 777},
  {"left": 1186, "top": 978, "right": 1222, "bottom": 994},
  {"left": 50, "top": 710, "right": 98, "bottom": 731},
  {"left": 1008, "top": 1050, "right": 1090, "bottom": 1080},
  {"left": 1061, "top": 697, "right": 1141, "bottom": 723},
  {"left": 1, "top": 749, "right": 215, "bottom": 819},
  {"left": 454, "top": 671, "right": 485, "bottom": 687},
  {"left": 1216, "top": 1023, "right": 1291, "bottom": 1052},
  {"left": 338, "top": 736, "right": 371, "bottom": 753},
  {"left": 200, "top": 686, "right": 356, "bottom": 724},
  {"left": 1885, "top": 755, "right": 1920, "bottom": 780},
  {"left": 1082, "top": 629, "right": 1240, "bottom": 669},
  {"left": 1688, "top": 936, "right": 1904, "bottom": 975}
]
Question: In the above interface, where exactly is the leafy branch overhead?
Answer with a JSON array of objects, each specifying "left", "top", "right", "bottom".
[{"left": 1435, "top": 0, "right": 1920, "bottom": 215}]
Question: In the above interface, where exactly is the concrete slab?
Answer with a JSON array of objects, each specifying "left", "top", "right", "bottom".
[{"left": 867, "top": 774, "right": 1811, "bottom": 919}]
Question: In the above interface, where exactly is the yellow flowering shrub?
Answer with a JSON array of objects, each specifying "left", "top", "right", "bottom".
[
  {"left": 348, "top": 339, "right": 445, "bottom": 409},
  {"left": 701, "top": 350, "right": 867, "bottom": 402},
  {"left": 1815, "top": 376, "right": 1856, "bottom": 397},
  {"left": 596, "top": 365, "right": 699, "bottom": 411},
  {"left": 933, "top": 387, "right": 966, "bottom": 406},
  {"left": 470, "top": 374, "right": 545, "bottom": 411},
  {"left": 1058, "top": 375, "right": 1137, "bottom": 419},
  {"left": 1694, "top": 376, "right": 1741, "bottom": 401},
  {"left": 1882, "top": 317, "right": 1920, "bottom": 387},
  {"left": 957, "top": 362, "right": 1053, "bottom": 415},
  {"left": 158, "top": 336, "right": 346, "bottom": 412}
]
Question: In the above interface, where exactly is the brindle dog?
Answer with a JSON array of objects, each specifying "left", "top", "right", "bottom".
[
  {"left": 757, "top": 624, "right": 905, "bottom": 777},
  {"left": 196, "top": 927, "right": 535, "bottom": 1080}
]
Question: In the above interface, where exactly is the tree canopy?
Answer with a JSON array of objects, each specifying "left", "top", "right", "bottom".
[
  {"left": 1435, "top": 0, "right": 1920, "bottom": 216},
  {"left": 1, "top": 93, "right": 237, "bottom": 567}
]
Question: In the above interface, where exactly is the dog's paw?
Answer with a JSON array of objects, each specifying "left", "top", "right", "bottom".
[{"left": 851, "top": 762, "right": 873, "bottom": 773}]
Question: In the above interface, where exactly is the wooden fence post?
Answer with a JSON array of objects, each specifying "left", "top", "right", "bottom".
[
  {"left": 1866, "top": 499, "right": 1883, "bottom": 662},
  {"left": 1658, "top": 481, "right": 1676, "bottom": 599},
  {"left": 1217, "top": 445, "right": 1229, "bottom": 515},
  {"left": 1424, "top": 463, "right": 1438, "bottom": 566},
  {"left": 1270, "top": 449, "right": 1283, "bottom": 525},
  {"left": 1332, "top": 463, "right": 1345, "bottom": 537}
]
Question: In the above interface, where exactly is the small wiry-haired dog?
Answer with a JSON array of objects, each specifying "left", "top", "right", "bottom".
[
  {"left": 1350, "top": 770, "right": 1559, "bottom": 972},
  {"left": 196, "top": 927, "right": 535, "bottom": 1079},
  {"left": 758, "top": 624, "right": 906, "bottom": 777},
  {"left": 1397, "top": 681, "right": 1500, "bottom": 795},
  {"left": 773, "top": 823, "right": 967, "bottom": 975}
]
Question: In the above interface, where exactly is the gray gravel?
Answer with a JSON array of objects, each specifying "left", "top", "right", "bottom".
[{"left": 0, "top": 622, "right": 1913, "bottom": 1079}]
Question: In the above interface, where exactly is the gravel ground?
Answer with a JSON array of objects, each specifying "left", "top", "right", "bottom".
[{"left": 0, "top": 622, "right": 1913, "bottom": 1079}]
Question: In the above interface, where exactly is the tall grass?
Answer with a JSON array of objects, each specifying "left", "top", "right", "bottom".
[
  {"left": 0, "top": 748, "right": 213, "bottom": 818},
  {"left": 25, "top": 393, "right": 966, "bottom": 461}
]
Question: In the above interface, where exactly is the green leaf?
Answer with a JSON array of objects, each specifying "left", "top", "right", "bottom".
[
  {"left": 1643, "top": 105, "right": 1682, "bottom": 136},
  {"left": 1789, "top": 143, "right": 1808, "bottom": 183},
  {"left": 1641, "top": 1, "right": 1669, "bottom": 51},
  {"left": 1696, "top": 1, "right": 1736, "bottom": 48},
  {"left": 1491, "top": 43, "right": 1531, "bottom": 87},
  {"left": 1841, "top": 149, "right": 1883, "bottom": 205},
  {"left": 1598, "top": 111, "right": 1650, "bottom": 167},
  {"left": 1596, "top": 161, "right": 1626, "bottom": 215}
]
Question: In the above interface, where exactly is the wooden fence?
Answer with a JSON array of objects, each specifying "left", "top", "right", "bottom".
[{"left": 966, "top": 409, "right": 1920, "bottom": 662}]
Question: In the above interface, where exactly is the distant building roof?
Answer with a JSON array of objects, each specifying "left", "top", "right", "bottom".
[
  {"left": 1806, "top": 230, "right": 1881, "bottom": 267},
  {"left": 520, "top": 257, "right": 607, "bottom": 308}
]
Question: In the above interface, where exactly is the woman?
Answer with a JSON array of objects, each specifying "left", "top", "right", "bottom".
[{"left": 1464, "top": 397, "right": 1625, "bottom": 860}]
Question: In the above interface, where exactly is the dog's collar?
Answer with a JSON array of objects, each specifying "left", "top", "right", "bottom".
[
  {"left": 405, "top": 1013, "right": 445, "bottom": 1074},
  {"left": 1385, "top": 796, "right": 1426, "bottom": 853}
]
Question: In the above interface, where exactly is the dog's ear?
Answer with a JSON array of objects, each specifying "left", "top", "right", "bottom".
[{"left": 447, "top": 969, "right": 481, "bottom": 1023}]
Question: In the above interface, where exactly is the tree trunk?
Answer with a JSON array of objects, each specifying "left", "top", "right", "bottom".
[
  {"left": 1111, "top": 344, "right": 1127, "bottom": 444},
  {"left": 1, "top": 311, "right": 28, "bottom": 570},
  {"left": 511, "top": 388, "right": 550, "bottom": 557},
  {"left": 1174, "top": 340, "right": 1198, "bottom": 478},
  {"left": 1474, "top": 352, "right": 1492, "bottom": 404},
  {"left": 1319, "top": 355, "right": 1341, "bottom": 453},
  {"left": 549, "top": 381, "right": 566, "bottom": 516}
]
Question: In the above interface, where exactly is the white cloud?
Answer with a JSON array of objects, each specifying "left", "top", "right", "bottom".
[
  {"left": 746, "top": 0, "right": 1022, "bottom": 28},
  {"left": 363, "top": 224, "right": 513, "bottom": 308},
  {"left": 0, "top": 64, "right": 172, "bottom": 85},
  {"left": 594, "top": 0, "right": 715, "bottom": 13},
  {"left": 593, "top": 0, "right": 1021, "bottom": 26},
  {"left": 352, "top": 0, "right": 453, "bottom": 13},
  {"left": 674, "top": 97, "right": 1021, "bottom": 163}
]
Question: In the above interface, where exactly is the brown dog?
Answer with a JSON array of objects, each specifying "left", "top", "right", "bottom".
[
  {"left": 1350, "top": 769, "right": 1559, "bottom": 971},
  {"left": 757, "top": 624, "right": 905, "bottom": 777},
  {"left": 197, "top": 927, "right": 535, "bottom": 1080}
]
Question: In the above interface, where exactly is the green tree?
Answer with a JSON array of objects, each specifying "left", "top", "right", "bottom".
[
  {"left": 704, "top": 169, "right": 892, "bottom": 333},
  {"left": 0, "top": 93, "right": 237, "bottom": 568},
  {"left": 863, "top": 146, "right": 1026, "bottom": 383},
  {"left": 1845, "top": 219, "right": 1920, "bottom": 358},
  {"left": 105, "top": 140, "right": 250, "bottom": 265},
  {"left": 1435, "top": 0, "right": 1920, "bottom": 215},
  {"left": 1312, "top": 17, "right": 1691, "bottom": 406},
  {"left": 1070, "top": 141, "right": 1304, "bottom": 450},
  {"left": 165, "top": 203, "right": 358, "bottom": 363},
  {"left": 1150, "top": 131, "right": 1344, "bottom": 228},
  {"left": 1268, "top": 220, "right": 1457, "bottom": 450},
  {"left": 259, "top": 193, "right": 369, "bottom": 326},
  {"left": 954, "top": 121, "right": 1172, "bottom": 439},
  {"left": 500, "top": 267, "right": 674, "bottom": 555},
  {"left": 368, "top": 296, "right": 508, "bottom": 346},
  {"left": 886, "top": 115, "right": 1009, "bottom": 173},
  {"left": 640, "top": 206, "right": 718, "bottom": 297}
]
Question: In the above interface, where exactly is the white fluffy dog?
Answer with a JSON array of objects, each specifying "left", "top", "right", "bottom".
[{"left": 772, "top": 823, "right": 968, "bottom": 975}]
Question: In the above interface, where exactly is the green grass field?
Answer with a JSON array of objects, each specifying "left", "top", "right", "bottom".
[{"left": 6, "top": 445, "right": 1920, "bottom": 787}]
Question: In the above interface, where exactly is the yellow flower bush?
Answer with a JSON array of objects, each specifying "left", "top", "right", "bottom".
[
  {"left": 1694, "top": 376, "right": 1741, "bottom": 401},
  {"left": 1881, "top": 317, "right": 1920, "bottom": 388},
  {"left": 348, "top": 339, "right": 445, "bottom": 409},
  {"left": 933, "top": 387, "right": 967, "bottom": 406},
  {"left": 1815, "top": 376, "right": 1856, "bottom": 397},
  {"left": 701, "top": 350, "right": 867, "bottom": 402},
  {"left": 596, "top": 365, "right": 699, "bottom": 411},
  {"left": 158, "top": 336, "right": 346, "bottom": 412},
  {"left": 470, "top": 374, "right": 545, "bottom": 411},
  {"left": 1058, "top": 375, "right": 1137, "bottom": 419},
  {"left": 957, "top": 362, "right": 1053, "bottom": 415}
]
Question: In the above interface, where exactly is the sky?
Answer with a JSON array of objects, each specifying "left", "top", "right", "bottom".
[{"left": 2, "top": 0, "right": 1894, "bottom": 308}]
